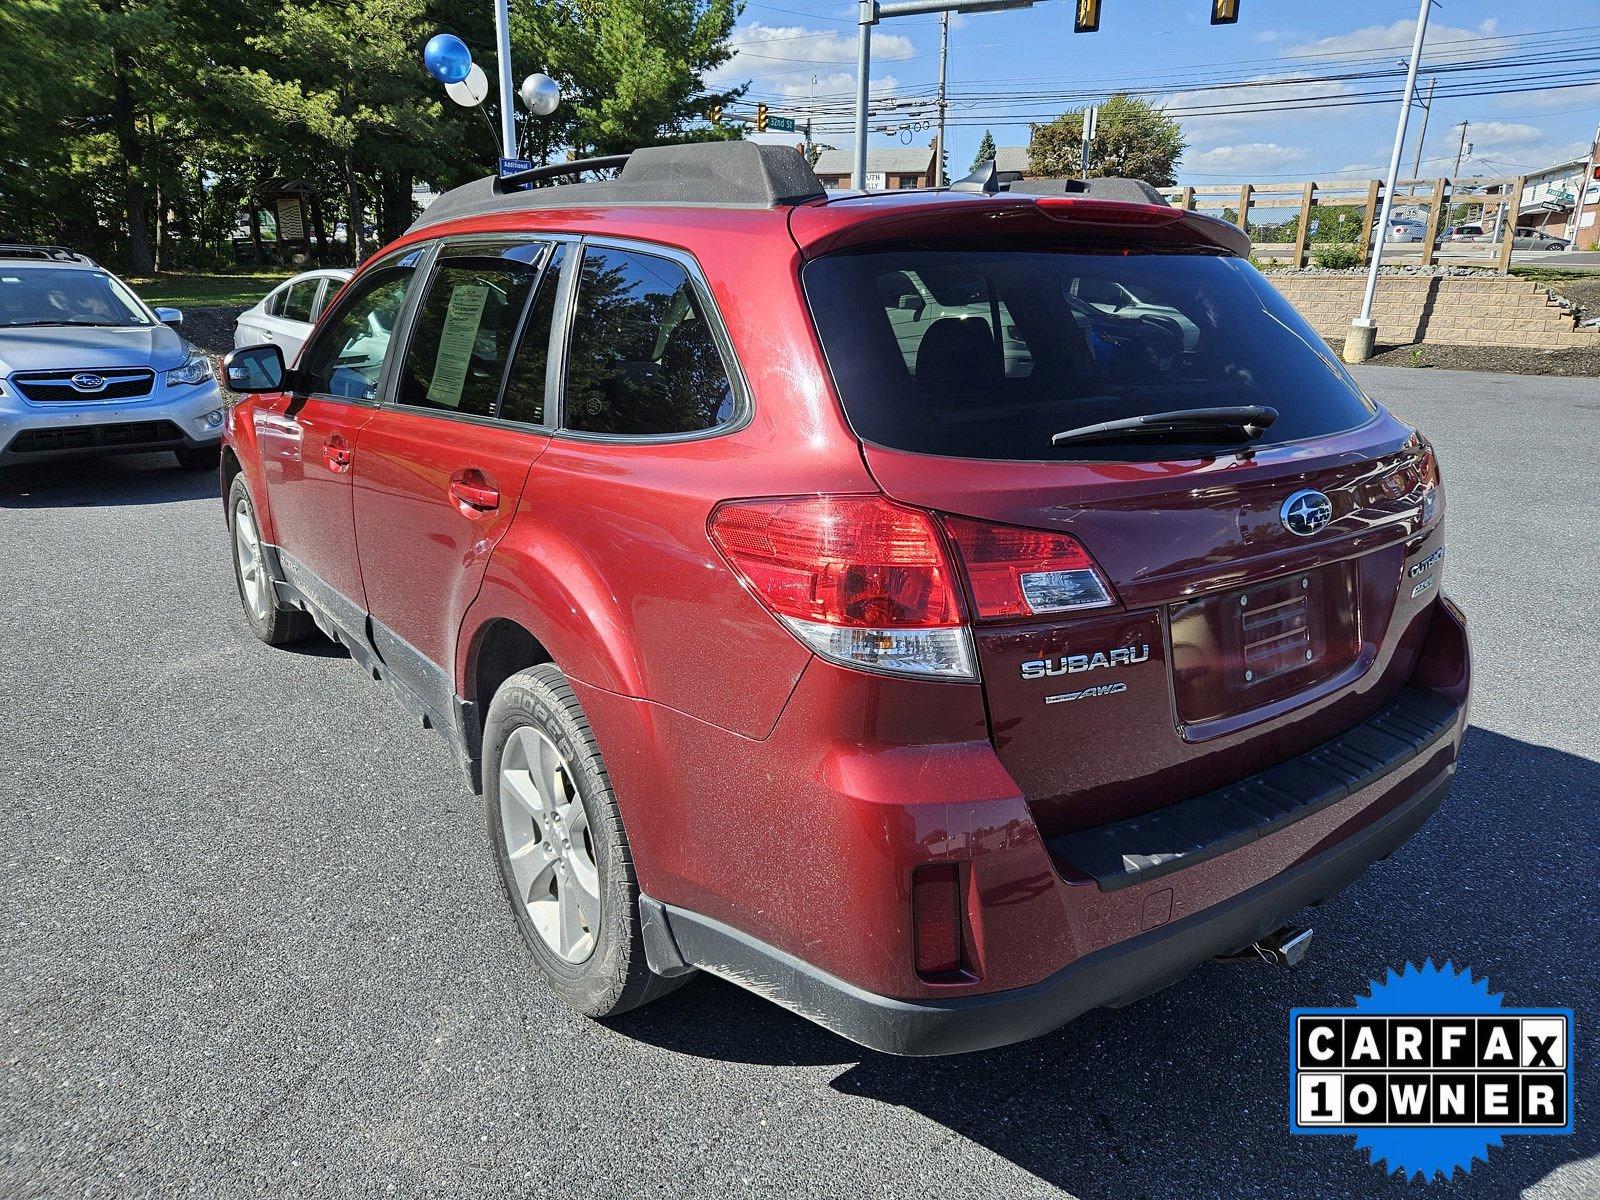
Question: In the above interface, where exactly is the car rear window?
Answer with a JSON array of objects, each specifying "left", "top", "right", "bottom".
[{"left": 802, "top": 248, "right": 1377, "bottom": 461}]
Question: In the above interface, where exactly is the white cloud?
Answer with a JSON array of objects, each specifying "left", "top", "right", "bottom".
[
  {"left": 1468, "top": 122, "right": 1548, "bottom": 150},
  {"left": 1160, "top": 74, "right": 1357, "bottom": 144},
  {"left": 1502, "top": 82, "right": 1600, "bottom": 112},
  {"left": 711, "top": 22, "right": 914, "bottom": 90},
  {"left": 1282, "top": 18, "right": 1501, "bottom": 61},
  {"left": 1186, "top": 142, "right": 1310, "bottom": 173}
]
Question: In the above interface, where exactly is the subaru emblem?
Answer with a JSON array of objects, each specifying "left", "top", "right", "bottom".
[
  {"left": 1281, "top": 489, "right": 1333, "bottom": 537},
  {"left": 69, "top": 372, "right": 107, "bottom": 392}
]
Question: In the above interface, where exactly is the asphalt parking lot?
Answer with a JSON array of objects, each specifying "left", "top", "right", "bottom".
[{"left": 2, "top": 366, "right": 1595, "bottom": 1199}]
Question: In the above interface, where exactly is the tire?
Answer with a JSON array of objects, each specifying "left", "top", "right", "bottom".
[
  {"left": 227, "top": 472, "right": 313, "bottom": 646},
  {"left": 484, "top": 664, "right": 689, "bottom": 1018},
  {"left": 175, "top": 443, "right": 221, "bottom": 470}
]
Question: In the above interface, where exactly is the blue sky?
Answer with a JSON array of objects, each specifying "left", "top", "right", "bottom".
[{"left": 713, "top": 0, "right": 1600, "bottom": 183}]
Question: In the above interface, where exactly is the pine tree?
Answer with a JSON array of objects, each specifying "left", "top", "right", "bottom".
[{"left": 971, "top": 130, "right": 997, "bottom": 172}]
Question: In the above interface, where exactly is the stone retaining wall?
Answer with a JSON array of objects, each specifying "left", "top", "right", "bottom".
[{"left": 1265, "top": 275, "right": 1597, "bottom": 350}]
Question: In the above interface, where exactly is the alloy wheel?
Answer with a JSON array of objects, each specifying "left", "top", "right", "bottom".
[{"left": 499, "top": 726, "right": 601, "bottom": 963}]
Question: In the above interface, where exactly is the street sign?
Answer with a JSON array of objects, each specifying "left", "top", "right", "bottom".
[
  {"left": 766, "top": 115, "right": 796, "bottom": 133},
  {"left": 498, "top": 157, "right": 533, "bottom": 177}
]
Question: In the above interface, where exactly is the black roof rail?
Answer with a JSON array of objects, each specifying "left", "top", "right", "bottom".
[
  {"left": 0, "top": 244, "right": 95, "bottom": 265},
  {"left": 411, "top": 142, "right": 827, "bottom": 232}
]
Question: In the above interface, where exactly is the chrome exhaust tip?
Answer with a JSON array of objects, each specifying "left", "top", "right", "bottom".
[{"left": 1215, "top": 925, "right": 1313, "bottom": 968}]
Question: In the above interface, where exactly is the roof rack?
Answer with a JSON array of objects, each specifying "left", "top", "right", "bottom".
[
  {"left": 0, "top": 244, "right": 95, "bottom": 265},
  {"left": 411, "top": 142, "right": 827, "bottom": 232}
]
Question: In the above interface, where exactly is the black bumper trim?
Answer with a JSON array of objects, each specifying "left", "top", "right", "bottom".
[
  {"left": 1046, "top": 686, "right": 1459, "bottom": 892},
  {"left": 646, "top": 753, "right": 1456, "bottom": 1056}
]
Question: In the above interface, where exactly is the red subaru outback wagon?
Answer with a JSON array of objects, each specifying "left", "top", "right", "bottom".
[{"left": 219, "top": 143, "right": 1469, "bottom": 1055}]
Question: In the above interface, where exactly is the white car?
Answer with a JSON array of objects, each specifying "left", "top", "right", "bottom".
[{"left": 233, "top": 269, "right": 351, "bottom": 364}]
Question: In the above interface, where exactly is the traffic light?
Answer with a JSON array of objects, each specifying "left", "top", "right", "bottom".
[
  {"left": 756, "top": 103, "right": 769, "bottom": 133},
  {"left": 1074, "top": 0, "right": 1100, "bottom": 33},
  {"left": 1211, "top": 0, "right": 1240, "bottom": 24}
]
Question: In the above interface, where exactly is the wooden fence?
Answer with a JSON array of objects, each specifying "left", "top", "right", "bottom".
[{"left": 1158, "top": 174, "right": 1528, "bottom": 273}]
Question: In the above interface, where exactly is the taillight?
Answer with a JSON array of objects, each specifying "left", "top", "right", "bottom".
[
  {"left": 942, "top": 516, "right": 1115, "bottom": 621},
  {"left": 912, "top": 862, "right": 964, "bottom": 980},
  {"left": 707, "top": 495, "right": 976, "bottom": 680}
]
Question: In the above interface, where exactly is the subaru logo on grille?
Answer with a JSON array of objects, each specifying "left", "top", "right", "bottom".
[
  {"left": 1281, "top": 489, "right": 1333, "bottom": 537},
  {"left": 69, "top": 373, "right": 107, "bottom": 392}
]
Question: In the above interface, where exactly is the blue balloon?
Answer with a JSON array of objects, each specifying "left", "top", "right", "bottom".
[{"left": 424, "top": 34, "right": 472, "bottom": 84}]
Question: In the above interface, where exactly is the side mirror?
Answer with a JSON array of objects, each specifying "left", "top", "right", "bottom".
[
  {"left": 222, "top": 343, "right": 288, "bottom": 393},
  {"left": 153, "top": 306, "right": 184, "bottom": 326},
  {"left": 896, "top": 293, "right": 926, "bottom": 316}
]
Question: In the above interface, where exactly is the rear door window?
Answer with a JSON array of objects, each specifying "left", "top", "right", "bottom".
[
  {"left": 803, "top": 248, "right": 1376, "bottom": 461},
  {"left": 281, "top": 280, "right": 320, "bottom": 324},
  {"left": 395, "top": 239, "right": 550, "bottom": 419},
  {"left": 561, "top": 245, "right": 736, "bottom": 437}
]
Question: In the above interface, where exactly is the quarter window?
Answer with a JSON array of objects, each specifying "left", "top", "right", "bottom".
[
  {"left": 297, "top": 249, "right": 423, "bottom": 400},
  {"left": 563, "top": 246, "right": 736, "bottom": 436},
  {"left": 396, "top": 240, "right": 550, "bottom": 419}
]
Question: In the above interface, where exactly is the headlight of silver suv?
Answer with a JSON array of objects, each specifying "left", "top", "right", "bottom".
[{"left": 165, "top": 352, "right": 213, "bottom": 387}]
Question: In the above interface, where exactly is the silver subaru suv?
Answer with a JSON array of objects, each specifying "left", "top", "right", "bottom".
[{"left": 0, "top": 245, "right": 224, "bottom": 469}]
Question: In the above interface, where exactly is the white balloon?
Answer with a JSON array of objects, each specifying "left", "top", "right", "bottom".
[
  {"left": 445, "top": 62, "right": 489, "bottom": 108},
  {"left": 519, "top": 73, "right": 561, "bottom": 117}
]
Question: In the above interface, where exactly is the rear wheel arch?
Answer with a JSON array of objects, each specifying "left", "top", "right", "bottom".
[{"left": 467, "top": 617, "right": 556, "bottom": 730}]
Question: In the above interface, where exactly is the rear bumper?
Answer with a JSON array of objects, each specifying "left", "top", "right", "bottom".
[
  {"left": 645, "top": 756, "right": 1456, "bottom": 1056},
  {"left": 635, "top": 594, "right": 1469, "bottom": 1056}
]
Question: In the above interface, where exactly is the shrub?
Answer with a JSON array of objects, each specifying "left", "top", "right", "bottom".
[{"left": 1313, "top": 243, "right": 1361, "bottom": 269}]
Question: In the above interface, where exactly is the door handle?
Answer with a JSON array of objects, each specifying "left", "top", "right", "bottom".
[
  {"left": 324, "top": 432, "right": 353, "bottom": 473},
  {"left": 449, "top": 469, "right": 500, "bottom": 514}
]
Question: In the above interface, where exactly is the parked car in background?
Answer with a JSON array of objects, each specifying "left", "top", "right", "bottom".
[
  {"left": 1511, "top": 227, "right": 1570, "bottom": 251},
  {"left": 234, "top": 268, "right": 351, "bottom": 363},
  {"left": 0, "top": 244, "right": 223, "bottom": 469},
  {"left": 1438, "top": 224, "right": 1490, "bottom": 245},
  {"left": 217, "top": 143, "right": 1469, "bottom": 1056},
  {"left": 1386, "top": 219, "right": 1427, "bottom": 243}
]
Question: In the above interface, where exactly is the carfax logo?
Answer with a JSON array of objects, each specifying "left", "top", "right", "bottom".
[{"left": 1290, "top": 961, "right": 1574, "bottom": 1182}]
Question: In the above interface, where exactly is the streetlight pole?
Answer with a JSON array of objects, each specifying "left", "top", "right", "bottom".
[
  {"left": 1345, "top": 0, "right": 1433, "bottom": 363},
  {"left": 854, "top": 0, "right": 1034, "bottom": 191},
  {"left": 935, "top": 12, "right": 950, "bottom": 186},
  {"left": 493, "top": 0, "right": 516, "bottom": 160}
]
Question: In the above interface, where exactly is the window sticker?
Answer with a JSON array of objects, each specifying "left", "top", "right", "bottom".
[{"left": 425, "top": 283, "right": 490, "bottom": 409}]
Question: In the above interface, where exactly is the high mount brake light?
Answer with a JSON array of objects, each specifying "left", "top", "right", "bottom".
[
  {"left": 1034, "top": 197, "right": 1185, "bottom": 227},
  {"left": 942, "top": 516, "right": 1115, "bottom": 620},
  {"left": 707, "top": 495, "right": 975, "bottom": 680}
]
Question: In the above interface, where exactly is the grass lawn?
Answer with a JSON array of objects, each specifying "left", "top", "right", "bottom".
[{"left": 126, "top": 271, "right": 293, "bottom": 309}]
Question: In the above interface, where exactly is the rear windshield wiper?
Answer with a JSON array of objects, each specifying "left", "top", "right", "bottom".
[{"left": 1050, "top": 405, "right": 1278, "bottom": 448}]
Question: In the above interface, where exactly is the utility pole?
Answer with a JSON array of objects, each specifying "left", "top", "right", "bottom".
[
  {"left": 1346, "top": 0, "right": 1432, "bottom": 363},
  {"left": 854, "top": 0, "right": 1036, "bottom": 191},
  {"left": 1451, "top": 121, "right": 1471, "bottom": 177},
  {"left": 1410, "top": 77, "right": 1436, "bottom": 183},
  {"left": 1570, "top": 121, "right": 1599, "bottom": 249},
  {"left": 934, "top": 12, "right": 950, "bottom": 186},
  {"left": 1080, "top": 105, "right": 1098, "bottom": 177}
]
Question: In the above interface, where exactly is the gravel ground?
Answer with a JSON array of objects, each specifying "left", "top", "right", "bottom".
[
  {"left": 1, "top": 368, "right": 1594, "bottom": 1199},
  {"left": 1334, "top": 342, "right": 1600, "bottom": 377}
]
